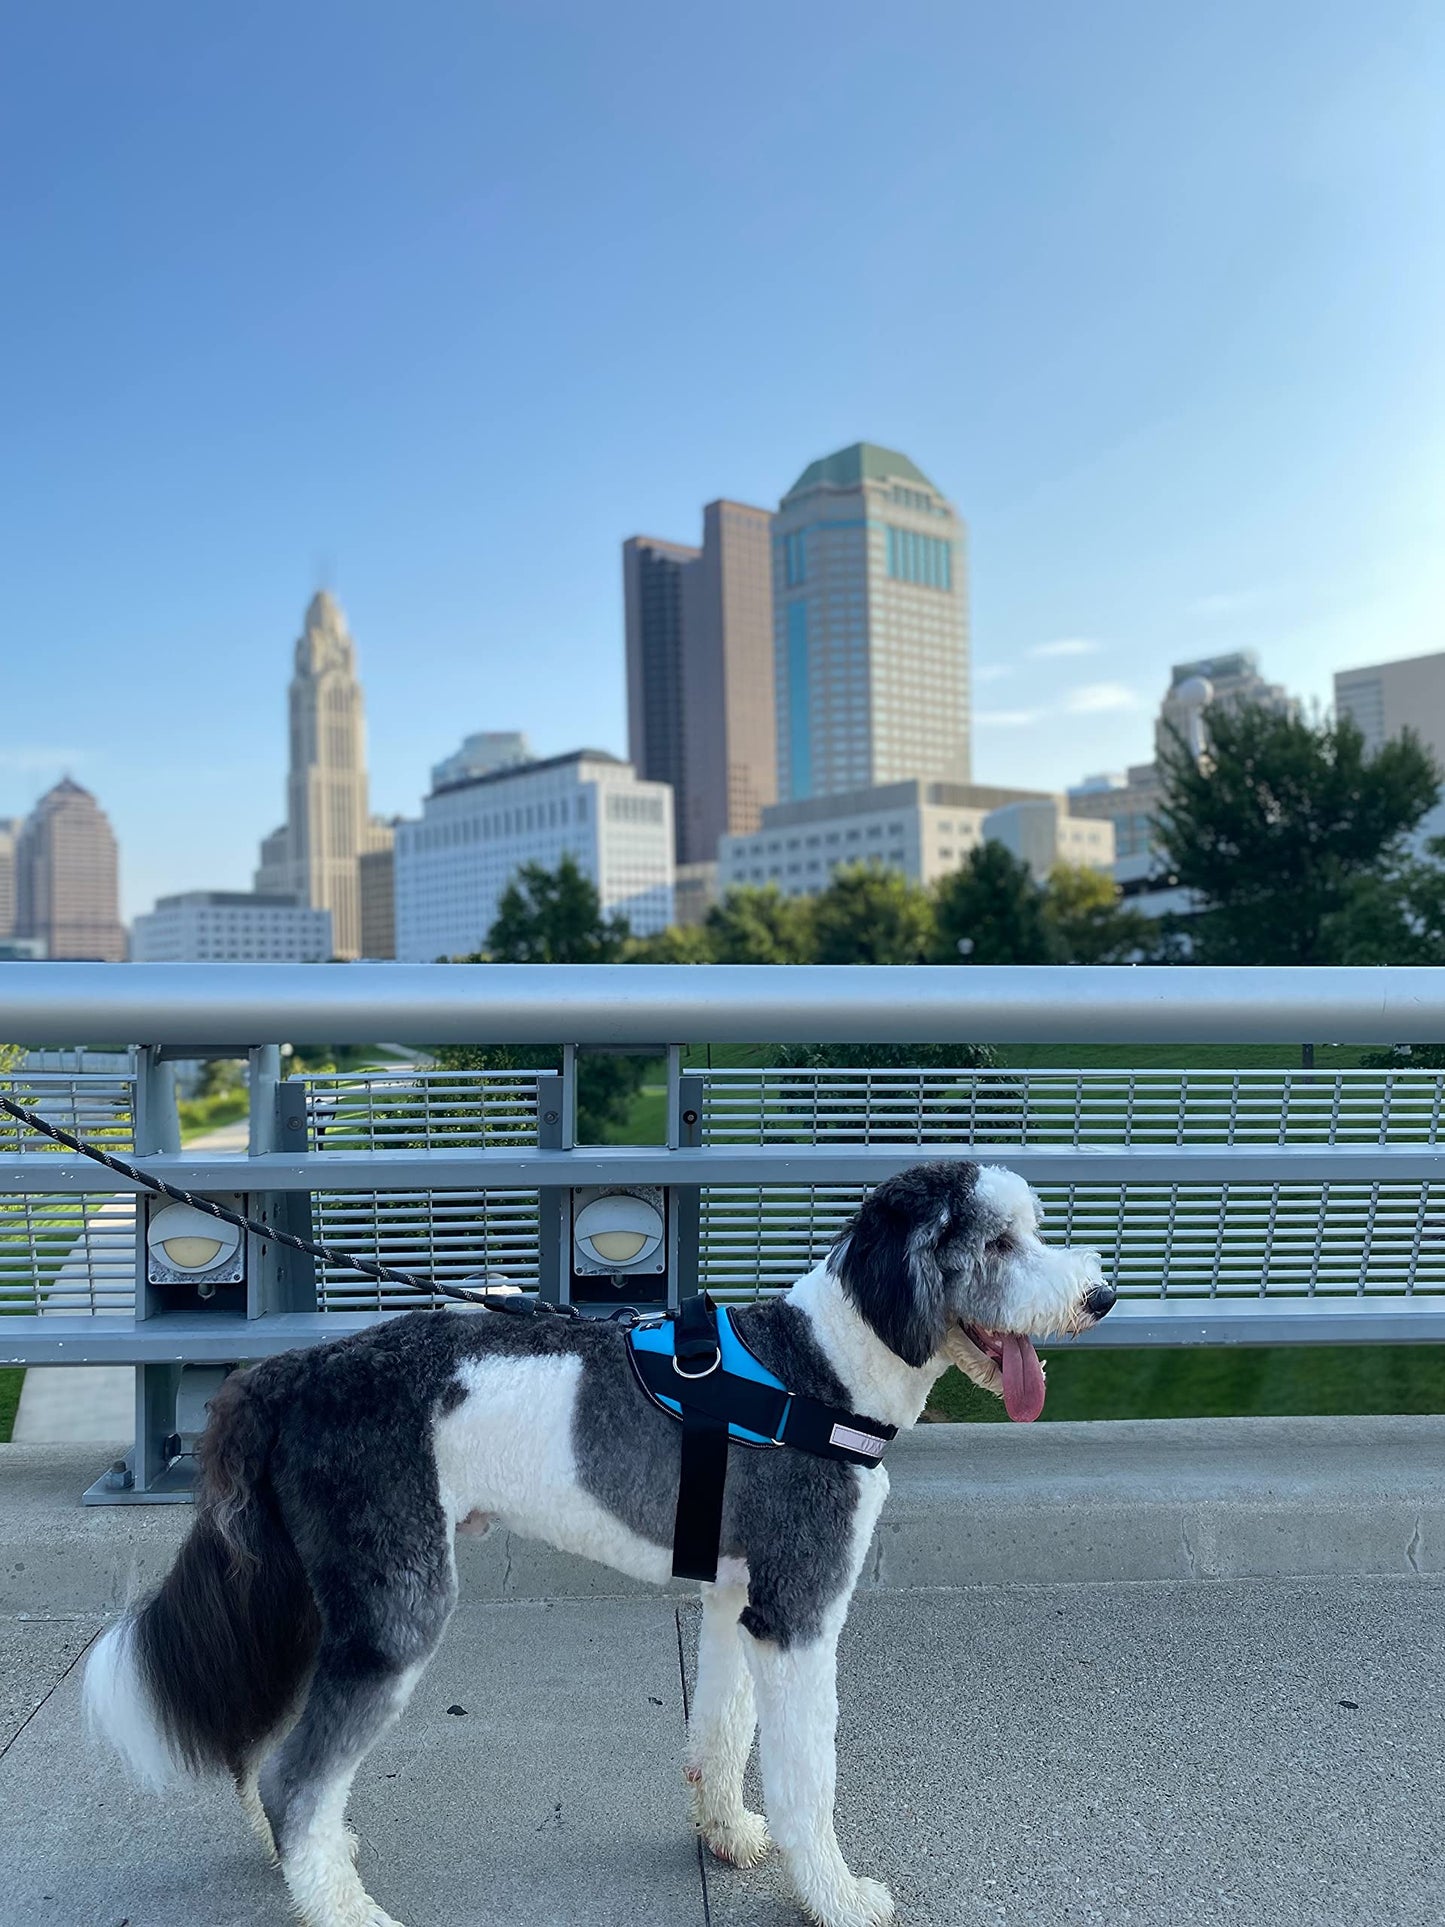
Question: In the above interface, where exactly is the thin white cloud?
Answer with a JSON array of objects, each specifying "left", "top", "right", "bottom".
[
  {"left": 974, "top": 664, "right": 1013, "bottom": 684},
  {"left": 1029, "top": 637, "right": 1100, "bottom": 660},
  {"left": 976, "top": 708, "right": 1043, "bottom": 728},
  {"left": 1065, "top": 682, "right": 1143, "bottom": 714}
]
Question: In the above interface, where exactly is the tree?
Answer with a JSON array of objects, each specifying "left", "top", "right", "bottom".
[
  {"left": 622, "top": 923, "right": 715, "bottom": 963},
  {"left": 1155, "top": 706, "right": 1440, "bottom": 965},
  {"left": 1042, "top": 862, "right": 1150, "bottom": 964},
  {"left": 932, "top": 843, "right": 1051, "bottom": 964},
  {"left": 808, "top": 865, "right": 934, "bottom": 964},
  {"left": 436, "top": 857, "right": 644, "bottom": 1140},
  {"left": 484, "top": 853, "right": 630, "bottom": 964},
  {"left": 702, "top": 885, "right": 813, "bottom": 964},
  {"left": 1323, "top": 837, "right": 1445, "bottom": 966}
]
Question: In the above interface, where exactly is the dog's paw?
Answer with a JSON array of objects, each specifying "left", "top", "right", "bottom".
[
  {"left": 700, "top": 1808, "right": 772, "bottom": 1868},
  {"left": 800, "top": 1872, "right": 895, "bottom": 1927}
]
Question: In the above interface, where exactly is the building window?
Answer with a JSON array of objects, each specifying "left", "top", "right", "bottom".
[
  {"left": 885, "top": 526, "right": 953, "bottom": 591},
  {"left": 784, "top": 529, "right": 807, "bottom": 587}
]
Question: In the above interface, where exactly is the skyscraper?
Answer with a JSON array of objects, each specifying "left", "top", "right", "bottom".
[
  {"left": 254, "top": 591, "right": 390, "bottom": 959},
  {"left": 0, "top": 817, "right": 20, "bottom": 939},
  {"left": 623, "top": 534, "right": 697, "bottom": 858},
  {"left": 15, "top": 778, "right": 125, "bottom": 960},
  {"left": 1335, "top": 650, "right": 1445, "bottom": 768},
  {"left": 772, "top": 443, "right": 969, "bottom": 802},
  {"left": 623, "top": 502, "right": 775, "bottom": 864}
]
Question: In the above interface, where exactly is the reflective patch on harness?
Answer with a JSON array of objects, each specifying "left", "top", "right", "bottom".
[{"left": 829, "top": 1422, "right": 886, "bottom": 1459}]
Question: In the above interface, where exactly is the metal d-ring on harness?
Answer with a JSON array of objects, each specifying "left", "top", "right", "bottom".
[
  {"left": 0, "top": 1092, "right": 564, "bottom": 1318},
  {"left": 628, "top": 1290, "right": 898, "bottom": 1584}
]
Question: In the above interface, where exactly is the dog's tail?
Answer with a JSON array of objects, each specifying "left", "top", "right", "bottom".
[{"left": 83, "top": 1365, "right": 320, "bottom": 1784}]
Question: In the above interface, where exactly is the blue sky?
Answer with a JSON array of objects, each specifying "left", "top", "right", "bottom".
[{"left": 3, "top": 1, "right": 1442, "bottom": 918}]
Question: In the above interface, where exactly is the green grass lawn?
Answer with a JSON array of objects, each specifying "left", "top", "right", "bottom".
[
  {"left": 0, "top": 1367, "right": 21, "bottom": 1442},
  {"left": 178, "top": 1092, "right": 250, "bottom": 1139},
  {"left": 927, "top": 1343, "right": 1445, "bottom": 1422}
]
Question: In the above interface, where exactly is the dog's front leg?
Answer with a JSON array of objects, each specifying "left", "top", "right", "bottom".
[
  {"left": 742, "top": 1619, "right": 894, "bottom": 1927},
  {"left": 685, "top": 1583, "right": 771, "bottom": 1867}
]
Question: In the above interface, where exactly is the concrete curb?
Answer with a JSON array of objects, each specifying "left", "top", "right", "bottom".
[{"left": 5, "top": 1416, "right": 1445, "bottom": 1615}]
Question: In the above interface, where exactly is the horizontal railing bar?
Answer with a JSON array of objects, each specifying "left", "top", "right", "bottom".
[
  {"left": 0, "top": 961, "right": 1443, "bottom": 1045},
  {"left": 2, "top": 1143, "right": 1444, "bottom": 1192},
  {"left": 5, "top": 1296, "right": 1445, "bottom": 1364}
]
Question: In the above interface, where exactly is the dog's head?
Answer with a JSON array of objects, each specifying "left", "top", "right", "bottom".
[{"left": 829, "top": 1161, "right": 1114, "bottom": 1421}]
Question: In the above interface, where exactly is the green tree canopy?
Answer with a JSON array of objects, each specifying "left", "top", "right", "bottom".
[
  {"left": 702, "top": 885, "right": 813, "bottom": 964},
  {"left": 1042, "top": 862, "right": 1150, "bottom": 964},
  {"left": 622, "top": 923, "right": 715, "bottom": 963},
  {"left": 809, "top": 864, "right": 934, "bottom": 964},
  {"left": 484, "top": 853, "right": 630, "bottom": 963},
  {"left": 436, "top": 857, "right": 643, "bottom": 1140},
  {"left": 1155, "top": 706, "right": 1440, "bottom": 964},
  {"left": 932, "top": 842, "right": 1051, "bottom": 964},
  {"left": 1322, "top": 837, "right": 1445, "bottom": 966}
]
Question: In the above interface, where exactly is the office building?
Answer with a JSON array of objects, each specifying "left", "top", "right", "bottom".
[
  {"left": 674, "top": 861, "right": 719, "bottom": 927},
  {"left": 773, "top": 443, "right": 969, "bottom": 803},
  {"left": 1335, "top": 651, "right": 1445, "bottom": 769},
  {"left": 14, "top": 778, "right": 125, "bottom": 961},
  {"left": 718, "top": 780, "right": 1110, "bottom": 899},
  {"left": 131, "top": 891, "right": 333, "bottom": 963},
  {"left": 394, "top": 750, "right": 673, "bottom": 962},
  {"left": 0, "top": 818, "right": 19, "bottom": 939},
  {"left": 359, "top": 843, "right": 396, "bottom": 959},
  {"left": 254, "top": 591, "right": 392, "bottom": 958},
  {"left": 623, "top": 500, "right": 775, "bottom": 864},
  {"left": 431, "top": 732, "right": 534, "bottom": 792}
]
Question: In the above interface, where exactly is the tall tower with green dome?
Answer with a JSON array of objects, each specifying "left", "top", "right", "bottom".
[{"left": 773, "top": 443, "right": 969, "bottom": 801}]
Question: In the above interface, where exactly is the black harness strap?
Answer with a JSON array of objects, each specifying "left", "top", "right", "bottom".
[
  {"left": 636, "top": 1293, "right": 898, "bottom": 1584},
  {"left": 670, "top": 1293, "right": 729, "bottom": 1583}
]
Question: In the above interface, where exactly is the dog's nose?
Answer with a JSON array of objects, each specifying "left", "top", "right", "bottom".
[{"left": 1084, "top": 1284, "right": 1117, "bottom": 1320}]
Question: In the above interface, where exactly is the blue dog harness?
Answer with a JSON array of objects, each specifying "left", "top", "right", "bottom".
[{"left": 627, "top": 1294, "right": 896, "bottom": 1584}]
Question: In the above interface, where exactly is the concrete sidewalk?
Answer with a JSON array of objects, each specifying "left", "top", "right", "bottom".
[
  {"left": 8, "top": 1419, "right": 1445, "bottom": 1924},
  {"left": 6, "top": 1577, "right": 1445, "bottom": 1926},
  {"left": 7, "top": 1416, "right": 1445, "bottom": 1613}
]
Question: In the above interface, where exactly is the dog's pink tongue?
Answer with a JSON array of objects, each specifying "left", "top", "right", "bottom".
[{"left": 1000, "top": 1334, "right": 1045, "bottom": 1423}]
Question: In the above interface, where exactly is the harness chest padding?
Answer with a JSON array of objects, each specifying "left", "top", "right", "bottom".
[{"left": 628, "top": 1294, "right": 897, "bottom": 1584}]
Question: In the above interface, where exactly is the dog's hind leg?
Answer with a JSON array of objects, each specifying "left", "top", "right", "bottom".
[
  {"left": 685, "top": 1583, "right": 771, "bottom": 1868},
  {"left": 259, "top": 1536, "right": 457, "bottom": 1927}
]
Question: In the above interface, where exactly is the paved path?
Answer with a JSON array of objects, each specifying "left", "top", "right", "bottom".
[
  {"left": 6, "top": 1574, "right": 1445, "bottom": 1926},
  {"left": 11, "top": 1116, "right": 253, "bottom": 1445}
]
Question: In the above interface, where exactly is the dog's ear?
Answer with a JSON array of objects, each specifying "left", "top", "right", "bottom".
[{"left": 831, "top": 1165, "right": 976, "bottom": 1368}]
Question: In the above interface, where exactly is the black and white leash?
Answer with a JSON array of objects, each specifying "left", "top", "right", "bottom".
[{"left": 0, "top": 1091, "right": 574, "bottom": 1318}]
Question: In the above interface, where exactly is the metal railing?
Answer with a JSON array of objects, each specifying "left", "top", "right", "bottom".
[{"left": 0, "top": 962, "right": 1442, "bottom": 1496}]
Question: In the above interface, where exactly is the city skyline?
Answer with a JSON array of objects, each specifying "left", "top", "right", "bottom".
[
  {"left": 9, "top": 578, "right": 1445, "bottom": 933},
  {"left": 4, "top": 5, "right": 1440, "bottom": 919}
]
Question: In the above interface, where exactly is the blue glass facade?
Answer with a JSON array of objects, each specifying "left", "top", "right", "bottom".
[{"left": 885, "top": 524, "right": 952, "bottom": 590}]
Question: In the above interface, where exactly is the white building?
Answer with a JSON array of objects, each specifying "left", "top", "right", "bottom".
[
  {"left": 718, "top": 780, "right": 1112, "bottom": 899},
  {"left": 131, "top": 891, "right": 333, "bottom": 963},
  {"left": 394, "top": 750, "right": 674, "bottom": 961}
]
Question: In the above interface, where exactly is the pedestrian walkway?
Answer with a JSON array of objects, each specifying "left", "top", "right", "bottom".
[{"left": 5, "top": 1574, "right": 1445, "bottom": 1926}]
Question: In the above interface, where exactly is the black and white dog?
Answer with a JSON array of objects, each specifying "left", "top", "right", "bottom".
[{"left": 85, "top": 1162, "right": 1114, "bottom": 1927}]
